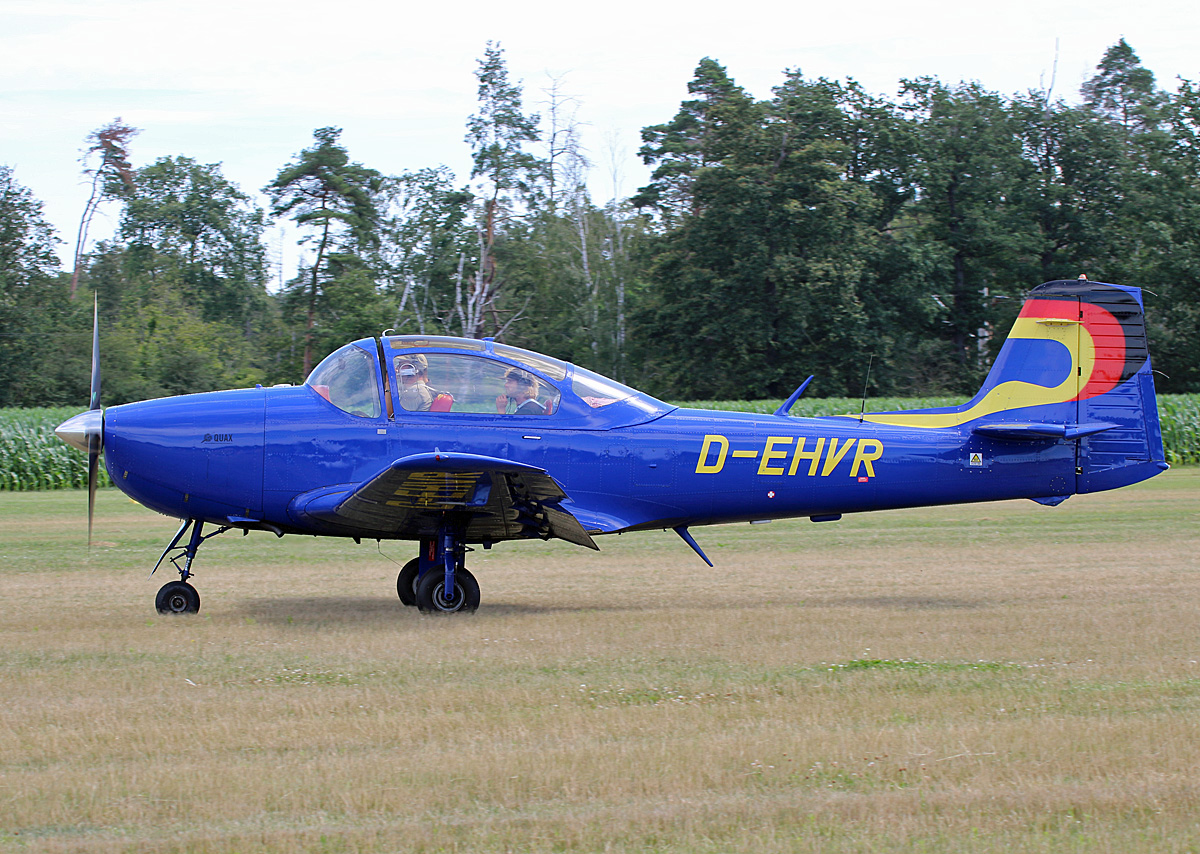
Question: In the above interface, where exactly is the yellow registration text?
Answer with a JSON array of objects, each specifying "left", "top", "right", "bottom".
[{"left": 695, "top": 434, "right": 884, "bottom": 477}]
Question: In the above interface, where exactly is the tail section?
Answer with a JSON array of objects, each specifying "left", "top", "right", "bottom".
[{"left": 863, "top": 279, "right": 1167, "bottom": 492}]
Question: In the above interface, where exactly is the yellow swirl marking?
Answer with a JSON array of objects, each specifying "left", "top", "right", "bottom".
[{"left": 859, "top": 317, "right": 1095, "bottom": 429}]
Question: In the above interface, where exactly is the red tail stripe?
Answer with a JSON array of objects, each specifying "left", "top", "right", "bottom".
[{"left": 1017, "top": 298, "right": 1126, "bottom": 401}]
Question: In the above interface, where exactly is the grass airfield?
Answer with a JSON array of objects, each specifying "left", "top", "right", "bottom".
[{"left": 2, "top": 472, "right": 1200, "bottom": 853}]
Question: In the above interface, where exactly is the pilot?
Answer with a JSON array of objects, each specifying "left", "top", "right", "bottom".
[
  {"left": 496, "top": 368, "right": 546, "bottom": 415},
  {"left": 397, "top": 354, "right": 435, "bottom": 411}
]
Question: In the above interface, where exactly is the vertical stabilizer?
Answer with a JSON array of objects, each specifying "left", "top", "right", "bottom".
[{"left": 861, "top": 280, "right": 1167, "bottom": 492}]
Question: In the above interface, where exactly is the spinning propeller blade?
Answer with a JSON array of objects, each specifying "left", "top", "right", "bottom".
[
  {"left": 54, "top": 296, "right": 104, "bottom": 547},
  {"left": 89, "top": 296, "right": 101, "bottom": 411},
  {"left": 88, "top": 432, "right": 100, "bottom": 545},
  {"left": 87, "top": 296, "right": 101, "bottom": 546}
]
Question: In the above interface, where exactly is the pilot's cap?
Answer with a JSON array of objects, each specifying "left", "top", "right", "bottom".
[
  {"left": 397, "top": 353, "right": 428, "bottom": 376},
  {"left": 504, "top": 367, "right": 538, "bottom": 390}
]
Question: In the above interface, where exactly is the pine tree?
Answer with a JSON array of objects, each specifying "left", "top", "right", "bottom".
[
  {"left": 265, "top": 127, "right": 381, "bottom": 375},
  {"left": 460, "top": 42, "right": 545, "bottom": 339}
]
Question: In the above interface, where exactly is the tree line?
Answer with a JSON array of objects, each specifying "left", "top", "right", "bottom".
[{"left": 2, "top": 39, "right": 1198, "bottom": 408}]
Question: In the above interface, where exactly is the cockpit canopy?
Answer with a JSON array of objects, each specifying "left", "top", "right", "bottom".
[
  {"left": 305, "top": 335, "right": 673, "bottom": 428},
  {"left": 305, "top": 342, "right": 381, "bottom": 418}
]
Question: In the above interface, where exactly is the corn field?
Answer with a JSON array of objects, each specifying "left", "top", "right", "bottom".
[
  {"left": 2, "top": 397, "right": 1198, "bottom": 492},
  {"left": 0, "top": 408, "right": 112, "bottom": 491},
  {"left": 1157, "top": 395, "right": 1200, "bottom": 466}
]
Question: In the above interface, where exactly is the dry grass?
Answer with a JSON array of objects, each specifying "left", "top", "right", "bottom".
[{"left": 3, "top": 472, "right": 1200, "bottom": 852}]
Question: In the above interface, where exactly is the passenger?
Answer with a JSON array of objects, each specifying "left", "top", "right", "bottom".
[
  {"left": 397, "top": 354, "right": 435, "bottom": 411},
  {"left": 496, "top": 368, "right": 546, "bottom": 415}
]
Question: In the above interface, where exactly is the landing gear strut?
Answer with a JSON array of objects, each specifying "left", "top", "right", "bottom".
[{"left": 151, "top": 519, "right": 230, "bottom": 615}]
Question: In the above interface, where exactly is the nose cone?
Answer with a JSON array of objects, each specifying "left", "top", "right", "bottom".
[{"left": 55, "top": 410, "right": 103, "bottom": 453}]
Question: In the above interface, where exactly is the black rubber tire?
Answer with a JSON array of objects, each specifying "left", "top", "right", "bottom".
[
  {"left": 396, "top": 558, "right": 420, "bottom": 607},
  {"left": 415, "top": 567, "right": 480, "bottom": 614},
  {"left": 155, "top": 581, "right": 200, "bottom": 615}
]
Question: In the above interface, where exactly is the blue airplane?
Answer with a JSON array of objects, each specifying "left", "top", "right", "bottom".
[{"left": 56, "top": 279, "right": 1167, "bottom": 615}]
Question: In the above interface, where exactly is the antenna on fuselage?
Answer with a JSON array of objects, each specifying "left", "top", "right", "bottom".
[{"left": 858, "top": 355, "right": 875, "bottom": 423}]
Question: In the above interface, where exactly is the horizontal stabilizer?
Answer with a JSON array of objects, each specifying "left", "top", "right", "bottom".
[{"left": 971, "top": 422, "right": 1119, "bottom": 441}]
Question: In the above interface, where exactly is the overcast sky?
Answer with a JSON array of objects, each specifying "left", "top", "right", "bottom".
[{"left": 3, "top": 0, "right": 1197, "bottom": 274}]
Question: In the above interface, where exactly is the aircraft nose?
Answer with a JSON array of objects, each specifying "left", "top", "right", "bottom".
[{"left": 55, "top": 410, "right": 103, "bottom": 453}]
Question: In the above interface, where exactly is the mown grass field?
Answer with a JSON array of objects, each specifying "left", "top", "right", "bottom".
[{"left": 2, "top": 473, "right": 1199, "bottom": 852}]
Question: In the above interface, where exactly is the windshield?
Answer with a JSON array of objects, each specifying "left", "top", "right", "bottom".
[
  {"left": 571, "top": 364, "right": 665, "bottom": 414},
  {"left": 306, "top": 343, "right": 382, "bottom": 418}
]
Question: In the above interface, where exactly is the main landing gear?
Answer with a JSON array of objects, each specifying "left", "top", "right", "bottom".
[
  {"left": 149, "top": 518, "right": 482, "bottom": 616},
  {"left": 396, "top": 523, "right": 481, "bottom": 614},
  {"left": 151, "top": 519, "right": 231, "bottom": 615}
]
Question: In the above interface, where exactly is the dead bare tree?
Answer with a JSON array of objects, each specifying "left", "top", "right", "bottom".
[{"left": 70, "top": 118, "right": 139, "bottom": 298}]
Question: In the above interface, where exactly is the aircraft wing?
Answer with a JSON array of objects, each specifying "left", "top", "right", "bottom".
[{"left": 291, "top": 452, "right": 599, "bottom": 549}]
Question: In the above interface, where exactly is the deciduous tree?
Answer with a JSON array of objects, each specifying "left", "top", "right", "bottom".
[
  {"left": 378, "top": 167, "right": 472, "bottom": 335},
  {"left": 120, "top": 156, "right": 268, "bottom": 329},
  {"left": 0, "top": 165, "right": 82, "bottom": 406}
]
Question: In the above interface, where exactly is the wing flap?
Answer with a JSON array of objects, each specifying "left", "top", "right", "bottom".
[{"left": 291, "top": 452, "right": 597, "bottom": 549}]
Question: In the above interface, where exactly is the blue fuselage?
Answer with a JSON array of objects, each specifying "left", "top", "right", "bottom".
[{"left": 102, "top": 384, "right": 1083, "bottom": 542}]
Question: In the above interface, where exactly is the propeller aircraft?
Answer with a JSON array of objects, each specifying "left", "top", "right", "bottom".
[{"left": 56, "top": 279, "right": 1168, "bottom": 615}]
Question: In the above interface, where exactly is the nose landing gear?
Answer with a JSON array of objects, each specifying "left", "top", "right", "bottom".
[{"left": 151, "top": 519, "right": 231, "bottom": 615}]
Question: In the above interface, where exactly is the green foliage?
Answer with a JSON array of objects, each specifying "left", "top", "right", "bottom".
[
  {"left": 0, "top": 165, "right": 91, "bottom": 408},
  {"left": 466, "top": 42, "right": 542, "bottom": 201},
  {"left": 494, "top": 200, "right": 650, "bottom": 382},
  {"left": 633, "top": 57, "right": 764, "bottom": 222},
  {"left": 457, "top": 41, "right": 547, "bottom": 340},
  {"left": 632, "top": 63, "right": 941, "bottom": 399},
  {"left": 97, "top": 286, "right": 268, "bottom": 401},
  {"left": 1082, "top": 38, "right": 1168, "bottom": 134},
  {"left": 119, "top": 156, "right": 269, "bottom": 328},
  {"left": 378, "top": 167, "right": 473, "bottom": 336},
  {"left": 1158, "top": 395, "right": 1200, "bottom": 466},
  {"left": 895, "top": 79, "right": 1036, "bottom": 387},
  {"left": 630, "top": 42, "right": 1200, "bottom": 398}
]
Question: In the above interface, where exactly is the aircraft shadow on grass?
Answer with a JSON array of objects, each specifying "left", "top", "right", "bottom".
[{"left": 238, "top": 595, "right": 690, "bottom": 624}]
